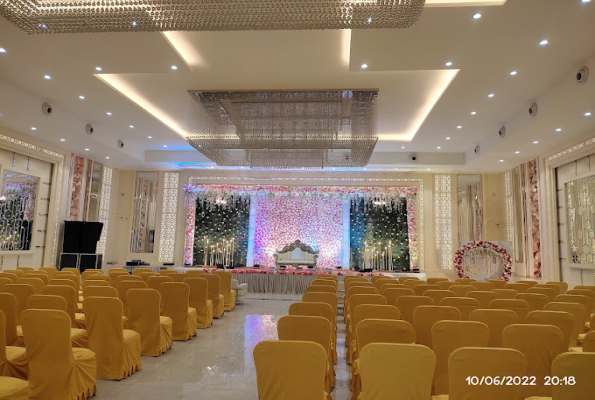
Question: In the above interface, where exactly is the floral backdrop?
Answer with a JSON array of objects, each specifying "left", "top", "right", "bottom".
[{"left": 253, "top": 196, "right": 343, "bottom": 268}]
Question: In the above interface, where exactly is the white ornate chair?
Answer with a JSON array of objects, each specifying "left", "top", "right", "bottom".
[{"left": 274, "top": 240, "right": 319, "bottom": 268}]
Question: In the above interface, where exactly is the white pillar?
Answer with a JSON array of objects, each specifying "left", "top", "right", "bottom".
[
  {"left": 342, "top": 199, "right": 350, "bottom": 269},
  {"left": 246, "top": 197, "right": 257, "bottom": 266}
]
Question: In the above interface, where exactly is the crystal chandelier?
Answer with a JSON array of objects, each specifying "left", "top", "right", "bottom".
[
  {"left": 0, "top": 0, "right": 425, "bottom": 34},
  {"left": 187, "top": 90, "right": 379, "bottom": 169}
]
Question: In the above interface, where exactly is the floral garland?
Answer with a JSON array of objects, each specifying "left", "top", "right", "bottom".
[
  {"left": 453, "top": 241, "right": 512, "bottom": 281},
  {"left": 196, "top": 267, "right": 383, "bottom": 277}
]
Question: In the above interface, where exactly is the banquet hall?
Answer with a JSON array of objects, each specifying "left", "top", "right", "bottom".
[{"left": 0, "top": 0, "right": 595, "bottom": 399}]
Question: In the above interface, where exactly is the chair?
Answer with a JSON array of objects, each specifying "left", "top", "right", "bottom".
[
  {"left": 139, "top": 272, "right": 158, "bottom": 282},
  {"left": 567, "top": 289, "right": 595, "bottom": 314},
  {"left": 349, "top": 304, "right": 400, "bottom": 363},
  {"left": 116, "top": 275, "right": 143, "bottom": 287},
  {"left": 254, "top": 340, "right": 328, "bottom": 400},
  {"left": 413, "top": 306, "right": 461, "bottom": 348},
  {"left": 379, "top": 283, "right": 406, "bottom": 293},
  {"left": 525, "top": 310, "right": 575, "bottom": 352},
  {"left": 40, "top": 285, "right": 85, "bottom": 329},
  {"left": 547, "top": 281, "right": 569, "bottom": 294},
  {"left": 404, "top": 280, "right": 425, "bottom": 289},
  {"left": 0, "top": 293, "right": 22, "bottom": 346},
  {"left": 448, "top": 285, "right": 475, "bottom": 297},
  {"left": 439, "top": 297, "right": 480, "bottom": 320},
  {"left": 359, "top": 344, "right": 435, "bottom": 400},
  {"left": 398, "top": 277, "right": 419, "bottom": 283},
  {"left": 0, "top": 274, "right": 17, "bottom": 284},
  {"left": 85, "top": 274, "right": 111, "bottom": 284},
  {"left": 383, "top": 288, "right": 415, "bottom": 307},
  {"left": 517, "top": 279, "right": 539, "bottom": 287},
  {"left": 527, "top": 287, "right": 557, "bottom": 302},
  {"left": 443, "top": 347, "right": 528, "bottom": 400},
  {"left": 83, "top": 296, "right": 141, "bottom": 380},
  {"left": 486, "top": 279, "right": 508, "bottom": 289},
  {"left": 15, "top": 268, "right": 33, "bottom": 274},
  {"left": 413, "top": 284, "right": 440, "bottom": 296},
  {"left": 537, "top": 283, "right": 562, "bottom": 297},
  {"left": 302, "top": 293, "right": 339, "bottom": 317},
  {"left": 469, "top": 309, "right": 518, "bottom": 347},
  {"left": 555, "top": 295, "right": 592, "bottom": 326},
  {"left": 82, "top": 280, "right": 110, "bottom": 290},
  {"left": 346, "top": 294, "right": 387, "bottom": 344},
  {"left": 277, "top": 316, "right": 334, "bottom": 393},
  {"left": 1, "top": 285, "right": 34, "bottom": 324},
  {"left": 20, "top": 309, "right": 97, "bottom": 400},
  {"left": 202, "top": 275, "right": 225, "bottom": 319},
  {"left": 60, "top": 268, "right": 80, "bottom": 278},
  {"left": 454, "top": 278, "right": 475, "bottom": 285},
  {"left": 23, "top": 273, "right": 48, "bottom": 285},
  {"left": 437, "top": 281, "right": 457, "bottom": 290},
  {"left": 470, "top": 282, "right": 494, "bottom": 291},
  {"left": 186, "top": 270, "right": 207, "bottom": 278},
  {"left": 573, "top": 284, "right": 595, "bottom": 294},
  {"left": 2, "top": 271, "right": 23, "bottom": 279},
  {"left": 547, "top": 353, "right": 595, "bottom": 400},
  {"left": 515, "top": 292, "right": 549, "bottom": 311},
  {"left": 427, "top": 278, "right": 449, "bottom": 285},
  {"left": 545, "top": 302, "right": 587, "bottom": 348},
  {"left": 117, "top": 281, "right": 148, "bottom": 314},
  {"left": 431, "top": 320, "right": 490, "bottom": 396},
  {"left": 583, "top": 331, "right": 595, "bottom": 352},
  {"left": 466, "top": 291, "right": 498, "bottom": 308},
  {"left": 312, "top": 280, "right": 337, "bottom": 289},
  {"left": 159, "top": 270, "right": 179, "bottom": 277},
  {"left": 493, "top": 288, "right": 519, "bottom": 299},
  {"left": 489, "top": 298, "right": 531, "bottom": 322},
  {"left": 396, "top": 296, "right": 435, "bottom": 325},
  {"left": 54, "top": 273, "right": 79, "bottom": 293},
  {"left": 502, "top": 324, "right": 564, "bottom": 398},
  {"left": 0, "top": 376, "right": 29, "bottom": 399},
  {"left": 83, "top": 286, "right": 118, "bottom": 299},
  {"left": 159, "top": 282, "right": 197, "bottom": 340},
  {"left": 184, "top": 278, "right": 213, "bottom": 329},
  {"left": 39, "top": 267, "right": 58, "bottom": 280},
  {"left": 147, "top": 275, "right": 173, "bottom": 291},
  {"left": 126, "top": 289, "right": 173, "bottom": 356},
  {"left": 373, "top": 278, "right": 397, "bottom": 290},
  {"left": 81, "top": 269, "right": 103, "bottom": 281},
  {"left": 108, "top": 271, "right": 129, "bottom": 286},
  {"left": 170, "top": 273, "right": 190, "bottom": 283},
  {"left": 504, "top": 282, "right": 530, "bottom": 293},
  {"left": 289, "top": 301, "right": 337, "bottom": 363},
  {"left": 345, "top": 286, "right": 379, "bottom": 320},
  {"left": 0, "top": 278, "right": 11, "bottom": 292},
  {"left": 306, "top": 285, "right": 336, "bottom": 294},
  {"left": 0, "top": 310, "right": 28, "bottom": 379},
  {"left": 424, "top": 290, "right": 456, "bottom": 306},
  {"left": 131, "top": 268, "right": 154, "bottom": 276}
]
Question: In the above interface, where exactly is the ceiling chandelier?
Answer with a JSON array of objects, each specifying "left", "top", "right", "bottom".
[
  {"left": 0, "top": 0, "right": 425, "bottom": 34},
  {"left": 187, "top": 90, "right": 379, "bottom": 169}
]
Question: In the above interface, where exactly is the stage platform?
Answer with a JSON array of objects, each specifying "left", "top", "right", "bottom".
[{"left": 174, "top": 267, "right": 426, "bottom": 294}]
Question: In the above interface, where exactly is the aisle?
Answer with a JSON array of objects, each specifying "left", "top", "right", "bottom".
[{"left": 94, "top": 293, "right": 351, "bottom": 400}]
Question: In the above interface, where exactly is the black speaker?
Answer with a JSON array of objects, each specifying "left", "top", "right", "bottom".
[
  {"left": 80, "top": 254, "right": 102, "bottom": 272},
  {"left": 80, "top": 222, "right": 103, "bottom": 254},
  {"left": 63, "top": 221, "right": 83, "bottom": 253},
  {"left": 60, "top": 253, "right": 79, "bottom": 269}
]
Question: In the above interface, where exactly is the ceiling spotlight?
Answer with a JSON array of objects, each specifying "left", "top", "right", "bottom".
[
  {"left": 515, "top": 151, "right": 520, "bottom": 154},
  {"left": 555, "top": 128, "right": 562, "bottom": 132},
  {"left": 131, "top": 21, "right": 138, "bottom": 27},
  {"left": 533, "top": 140, "right": 539, "bottom": 144},
  {"left": 31, "top": 127, "right": 37, "bottom": 131},
  {"left": 361, "top": 63, "right": 368, "bottom": 69},
  {"left": 472, "top": 13, "right": 482, "bottom": 19},
  {"left": 148, "top": 136, "right": 153, "bottom": 139},
  {"left": 457, "top": 125, "right": 462, "bottom": 129},
  {"left": 44, "top": 75, "right": 52, "bottom": 80},
  {"left": 445, "top": 61, "right": 453, "bottom": 67},
  {"left": 582, "top": 0, "right": 591, "bottom": 3},
  {"left": 106, "top": 112, "right": 112, "bottom": 116},
  {"left": 129, "top": 125, "right": 134, "bottom": 128},
  {"left": 95, "top": 66, "right": 103, "bottom": 71},
  {"left": 499, "top": 160, "right": 504, "bottom": 162},
  {"left": 78, "top": 95, "right": 85, "bottom": 100},
  {"left": 39, "top": 23, "right": 48, "bottom": 29},
  {"left": 105, "top": 156, "right": 110, "bottom": 159},
  {"left": 427, "top": 168, "right": 431, "bottom": 171},
  {"left": 437, "top": 146, "right": 441, "bottom": 149},
  {"left": 488, "top": 93, "right": 495, "bottom": 98},
  {"left": 0, "top": 48, "right": 6, "bottom": 53},
  {"left": 60, "top": 138, "right": 65, "bottom": 142},
  {"left": 395, "top": 168, "right": 399, "bottom": 171},
  {"left": 585, "top": 112, "right": 592, "bottom": 117},
  {"left": 401, "top": 146, "right": 405, "bottom": 149},
  {"left": 163, "top": 145, "right": 167, "bottom": 148},
  {"left": 367, "top": 17, "right": 372, "bottom": 23},
  {"left": 446, "top": 137, "right": 451, "bottom": 140},
  {"left": 539, "top": 39, "right": 549, "bottom": 46},
  {"left": 471, "top": 111, "right": 477, "bottom": 115},
  {"left": 84, "top": 148, "right": 89, "bottom": 151},
  {"left": 171, "top": 65, "right": 178, "bottom": 70},
  {"left": 510, "top": 70, "right": 518, "bottom": 76}
]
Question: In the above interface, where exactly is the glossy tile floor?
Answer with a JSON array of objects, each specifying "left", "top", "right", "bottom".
[{"left": 95, "top": 293, "right": 351, "bottom": 400}]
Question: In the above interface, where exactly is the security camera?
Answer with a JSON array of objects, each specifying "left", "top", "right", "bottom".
[
  {"left": 528, "top": 103, "right": 538, "bottom": 118},
  {"left": 474, "top": 145, "right": 480, "bottom": 155},
  {"left": 42, "top": 102, "right": 52, "bottom": 116},
  {"left": 577, "top": 67, "right": 589, "bottom": 84},
  {"left": 85, "top": 124, "right": 94, "bottom": 135},
  {"left": 410, "top": 154, "right": 418, "bottom": 162},
  {"left": 117, "top": 139, "right": 124, "bottom": 149},
  {"left": 498, "top": 126, "right": 506, "bottom": 138}
]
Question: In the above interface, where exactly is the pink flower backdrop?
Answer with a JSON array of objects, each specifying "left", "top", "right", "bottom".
[{"left": 253, "top": 196, "right": 343, "bottom": 268}]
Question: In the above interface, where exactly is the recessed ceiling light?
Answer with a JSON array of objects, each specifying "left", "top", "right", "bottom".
[
  {"left": 446, "top": 137, "right": 451, "bottom": 140},
  {"left": 515, "top": 151, "right": 520, "bottom": 154},
  {"left": 472, "top": 13, "right": 482, "bottom": 19},
  {"left": 499, "top": 160, "right": 504, "bottom": 162},
  {"left": 39, "top": 23, "right": 48, "bottom": 29},
  {"left": 106, "top": 112, "right": 112, "bottom": 116},
  {"left": 367, "top": 17, "right": 372, "bottom": 23},
  {"left": 95, "top": 66, "right": 103, "bottom": 72},
  {"left": 401, "top": 146, "right": 405, "bottom": 149},
  {"left": 395, "top": 168, "right": 399, "bottom": 171},
  {"left": 84, "top": 148, "right": 89, "bottom": 151},
  {"left": 78, "top": 95, "right": 85, "bottom": 100},
  {"left": 171, "top": 65, "right": 178, "bottom": 70},
  {"left": 163, "top": 145, "right": 167, "bottom": 148},
  {"left": 0, "top": 48, "right": 6, "bottom": 53},
  {"left": 131, "top": 21, "right": 138, "bottom": 27},
  {"left": 129, "top": 125, "right": 134, "bottom": 128},
  {"left": 106, "top": 156, "right": 110, "bottom": 159},
  {"left": 427, "top": 168, "right": 431, "bottom": 171},
  {"left": 457, "top": 125, "right": 462, "bottom": 129},
  {"left": 361, "top": 63, "right": 368, "bottom": 69},
  {"left": 585, "top": 112, "right": 592, "bottom": 117},
  {"left": 31, "top": 127, "right": 37, "bottom": 131},
  {"left": 148, "top": 136, "right": 153, "bottom": 139},
  {"left": 555, "top": 128, "right": 562, "bottom": 132},
  {"left": 471, "top": 111, "right": 477, "bottom": 115},
  {"left": 582, "top": 0, "right": 591, "bottom": 3},
  {"left": 60, "top": 138, "right": 66, "bottom": 142},
  {"left": 488, "top": 93, "right": 495, "bottom": 98},
  {"left": 510, "top": 70, "right": 518, "bottom": 76},
  {"left": 44, "top": 75, "right": 52, "bottom": 80},
  {"left": 533, "top": 140, "right": 539, "bottom": 144},
  {"left": 437, "top": 146, "right": 441, "bottom": 149},
  {"left": 445, "top": 61, "right": 453, "bottom": 67},
  {"left": 539, "top": 39, "right": 549, "bottom": 46}
]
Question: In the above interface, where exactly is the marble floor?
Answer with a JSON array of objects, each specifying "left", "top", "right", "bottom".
[{"left": 95, "top": 293, "right": 351, "bottom": 400}]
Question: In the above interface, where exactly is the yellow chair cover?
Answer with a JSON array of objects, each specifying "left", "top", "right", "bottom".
[
  {"left": 439, "top": 297, "right": 480, "bottom": 320},
  {"left": 2, "top": 272, "right": 23, "bottom": 279},
  {"left": 470, "top": 282, "right": 494, "bottom": 291},
  {"left": 518, "top": 280, "right": 540, "bottom": 288},
  {"left": 547, "top": 281, "right": 569, "bottom": 294},
  {"left": 540, "top": 353, "right": 595, "bottom": 400},
  {"left": 504, "top": 282, "right": 530, "bottom": 293},
  {"left": 108, "top": 271, "right": 129, "bottom": 287},
  {"left": 312, "top": 280, "right": 338, "bottom": 289},
  {"left": 431, "top": 320, "right": 490, "bottom": 396},
  {"left": 170, "top": 273, "right": 190, "bottom": 283},
  {"left": 82, "top": 286, "right": 118, "bottom": 298},
  {"left": 147, "top": 275, "right": 173, "bottom": 291},
  {"left": 0, "top": 376, "right": 29, "bottom": 400},
  {"left": 545, "top": 302, "right": 587, "bottom": 347},
  {"left": 538, "top": 283, "right": 561, "bottom": 297},
  {"left": 117, "top": 281, "right": 148, "bottom": 314},
  {"left": 486, "top": 279, "right": 508, "bottom": 289},
  {"left": 0, "top": 275, "right": 17, "bottom": 284},
  {"left": 493, "top": 288, "right": 519, "bottom": 299},
  {"left": 159, "top": 282, "right": 197, "bottom": 340},
  {"left": 427, "top": 278, "right": 449, "bottom": 285},
  {"left": 468, "top": 308, "right": 517, "bottom": 347},
  {"left": 413, "top": 306, "right": 461, "bottom": 348},
  {"left": 349, "top": 304, "right": 400, "bottom": 363},
  {"left": 0, "top": 311, "right": 27, "bottom": 380},
  {"left": 302, "top": 293, "right": 339, "bottom": 316},
  {"left": 528, "top": 287, "right": 557, "bottom": 302},
  {"left": 583, "top": 330, "right": 595, "bottom": 352},
  {"left": 126, "top": 289, "right": 173, "bottom": 356},
  {"left": 413, "top": 284, "right": 441, "bottom": 296},
  {"left": 466, "top": 291, "right": 498, "bottom": 308},
  {"left": 0, "top": 279, "right": 11, "bottom": 292},
  {"left": 1, "top": 285, "right": 34, "bottom": 324},
  {"left": 454, "top": 278, "right": 475, "bottom": 285},
  {"left": 555, "top": 295, "right": 592, "bottom": 326},
  {"left": 306, "top": 285, "right": 336, "bottom": 294},
  {"left": 448, "top": 285, "right": 475, "bottom": 297},
  {"left": 567, "top": 289, "right": 595, "bottom": 314},
  {"left": 186, "top": 270, "right": 207, "bottom": 277},
  {"left": 437, "top": 281, "right": 457, "bottom": 290},
  {"left": 15, "top": 268, "right": 33, "bottom": 274},
  {"left": 398, "top": 277, "right": 420, "bottom": 283},
  {"left": 60, "top": 268, "right": 80, "bottom": 278},
  {"left": 83, "top": 297, "right": 141, "bottom": 380},
  {"left": 288, "top": 301, "right": 337, "bottom": 364},
  {"left": 371, "top": 276, "right": 386, "bottom": 284},
  {"left": 526, "top": 310, "right": 575, "bottom": 351},
  {"left": 379, "top": 283, "right": 406, "bottom": 293},
  {"left": 360, "top": 343, "right": 435, "bottom": 400},
  {"left": 573, "top": 284, "right": 595, "bottom": 294},
  {"left": 373, "top": 278, "right": 397, "bottom": 290},
  {"left": 253, "top": 340, "right": 329, "bottom": 400},
  {"left": 404, "top": 280, "right": 425, "bottom": 289},
  {"left": 0, "top": 294, "right": 21, "bottom": 347},
  {"left": 184, "top": 278, "right": 213, "bottom": 329},
  {"left": 81, "top": 280, "right": 108, "bottom": 289},
  {"left": 20, "top": 309, "right": 97, "bottom": 400},
  {"left": 81, "top": 270, "right": 102, "bottom": 281},
  {"left": 502, "top": 324, "right": 564, "bottom": 398},
  {"left": 53, "top": 274, "right": 79, "bottom": 293},
  {"left": 424, "top": 290, "right": 455, "bottom": 306},
  {"left": 516, "top": 293, "right": 549, "bottom": 311},
  {"left": 202, "top": 275, "right": 225, "bottom": 318},
  {"left": 159, "top": 270, "right": 179, "bottom": 276},
  {"left": 85, "top": 274, "right": 111, "bottom": 284},
  {"left": 383, "top": 288, "right": 416, "bottom": 307},
  {"left": 140, "top": 272, "right": 158, "bottom": 282},
  {"left": 396, "top": 296, "right": 435, "bottom": 325},
  {"left": 23, "top": 274, "right": 48, "bottom": 285},
  {"left": 116, "top": 275, "right": 143, "bottom": 287},
  {"left": 277, "top": 315, "right": 334, "bottom": 393},
  {"left": 41, "top": 285, "right": 84, "bottom": 328},
  {"left": 131, "top": 268, "right": 153, "bottom": 276},
  {"left": 346, "top": 294, "right": 387, "bottom": 343},
  {"left": 435, "top": 347, "right": 527, "bottom": 400},
  {"left": 39, "top": 267, "right": 58, "bottom": 280},
  {"left": 346, "top": 286, "right": 378, "bottom": 307},
  {"left": 489, "top": 298, "right": 531, "bottom": 322}
]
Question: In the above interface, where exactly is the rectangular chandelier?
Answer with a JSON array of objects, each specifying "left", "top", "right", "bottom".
[
  {"left": 0, "top": 0, "right": 425, "bottom": 34},
  {"left": 187, "top": 90, "right": 379, "bottom": 169}
]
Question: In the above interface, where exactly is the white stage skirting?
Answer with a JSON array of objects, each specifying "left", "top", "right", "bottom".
[{"left": 174, "top": 267, "right": 426, "bottom": 294}]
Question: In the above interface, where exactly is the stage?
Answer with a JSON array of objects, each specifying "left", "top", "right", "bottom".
[{"left": 174, "top": 267, "right": 426, "bottom": 294}]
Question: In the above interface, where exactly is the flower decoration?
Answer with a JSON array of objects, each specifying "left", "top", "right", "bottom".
[{"left": 453, "top": 241, "right": 512, "bottom": 281}]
